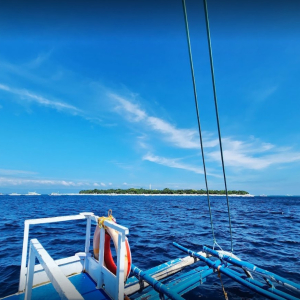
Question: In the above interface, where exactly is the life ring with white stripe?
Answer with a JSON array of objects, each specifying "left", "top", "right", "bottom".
[{"left": 93, "top": 220, "right": 131, "bottom": 280}]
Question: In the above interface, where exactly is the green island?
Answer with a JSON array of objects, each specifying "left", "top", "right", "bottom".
[{"left": 79, "top": 188, "right": 249, "bottom": 195}]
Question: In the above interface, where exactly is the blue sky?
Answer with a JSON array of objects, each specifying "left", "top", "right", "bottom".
[{"left": 0, "top": 0, "right": 299, "bottom": 195}]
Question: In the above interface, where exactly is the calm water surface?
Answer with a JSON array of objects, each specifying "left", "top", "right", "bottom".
[{"left": 0, "top": 195, "right": 299, "bottom": 299}]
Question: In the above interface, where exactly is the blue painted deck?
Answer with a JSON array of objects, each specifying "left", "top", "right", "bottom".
[{"left": 5, "top": 273, "right": 110, "bottom": 300}]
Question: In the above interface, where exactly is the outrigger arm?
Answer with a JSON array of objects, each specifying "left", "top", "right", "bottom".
[{"left": 173, "top": 242, "right": 300, "bottom": 300}]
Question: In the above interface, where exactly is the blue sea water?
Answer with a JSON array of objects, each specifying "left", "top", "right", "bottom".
[{"left": 0, "top": 195, "right": 299, "bottom": 299}]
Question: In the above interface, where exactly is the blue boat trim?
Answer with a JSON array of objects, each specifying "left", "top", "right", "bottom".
[
  {"left": 173, "top": 242, "right": 299, "bottom": 300},
  {"left": 203, "top": 245, "right": 300, "bottom": 293},
  {"left": 126, "top": 258, "right": 183, "bottom": 287},
  {"left": 3, "top": 273, "right": 110, "bottom": 300},
  {"left": 131, "top": 263, "right": 184, "bottom": 300}
]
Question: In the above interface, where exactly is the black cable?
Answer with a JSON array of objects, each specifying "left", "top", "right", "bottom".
[
  {"left": 203, "top": 0, "right": 233, "bottom": 252},
  {"left": 182, "top": 0, "right": 216, "bottom": 245}
]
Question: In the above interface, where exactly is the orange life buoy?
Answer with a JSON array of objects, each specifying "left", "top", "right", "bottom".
[{"left": 93, "top": 221, "right": 132, "bottom": 280}]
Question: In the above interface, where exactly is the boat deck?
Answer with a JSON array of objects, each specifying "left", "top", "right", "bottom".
[{"left": 5, "top": 273, "right": 110, "bottom": 300}]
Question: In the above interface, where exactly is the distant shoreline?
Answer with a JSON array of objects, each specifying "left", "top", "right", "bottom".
[
  {"left": 2, "top": 193, "right": 298, "bottom": 197},
  {"left": 71, "top": 193, "right": 254, "bottom": 197},
  {"left": 79, "top": 188, "right": 251, "bottom": 196},
  {"left": 2, "top": 193, "right": 254, "bottom": 197}
]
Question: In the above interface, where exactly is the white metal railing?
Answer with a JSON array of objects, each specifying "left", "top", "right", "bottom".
[
  {"left": 19, "top": 212, "right": 129, "bottom": 300},
  {"left": 19, "top": 213, "right": 91, "bottom": 292},
  {"left": 24, "top": 239, "right": 84, "bottom": 300}
]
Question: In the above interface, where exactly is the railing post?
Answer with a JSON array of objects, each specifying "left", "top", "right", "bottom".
[
  {"left": 116, "top": 232, "right": 125, "bottom": 300},
  {"left": 97, "top": 226, "right": 105, "bottom": 289},
  {"left": 24, "top": 241, "right": 35, "bottom": 300},
  {"left": 19, "top": 221, "right": 30, "bottom": 292},
  {"left": 80, "top": 212, "right": 94, "bottom": 271}
]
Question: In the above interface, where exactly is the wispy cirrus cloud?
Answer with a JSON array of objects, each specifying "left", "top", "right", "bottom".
[
  {"left": 1, "top": 54, "right": 299, "bottom": 177},
  {"left": 0, "top": 177, "right": 112, "bottom": 187},
  {"left": 111, "top": 93, "right": 300, "bottom": 172},
  {"left": 24, "top": 51, "right": 53, "bottom": 69},
  {"left": 209, "top": 137, "right": 300, "bottom": 170},
  {"left": 110, "top": 93, "right": 218, "bottom": 149},
  {"left": 113, "top": 94, "right": 146, "bottom": 121},
  {"left": 0, "top": 177, "right": 80, "bottom": 186},
  {"left": 143, "top": 153, "right": 202, "bottom": 174},
  {"left": 252, "top": 86, "right": 278, "bottom": 102},
  {"left": 143, "top": 153, "right": 221, "bottom": 177},
  {"left": 0, "top": 169, "right": 37, "bottom": 176},
  {"left": 93, "top": 182, "right": 106, "bottom": 187},
  {"left": 0, "top": 83, "right": 82, "bottom": 114}
]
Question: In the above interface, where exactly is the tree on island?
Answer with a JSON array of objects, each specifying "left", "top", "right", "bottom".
[{"left": 79, "top": 188, "right": 249, "bottom": 195}]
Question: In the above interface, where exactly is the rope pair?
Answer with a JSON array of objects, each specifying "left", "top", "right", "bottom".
[
  {"left": 182, "top": 0, "right": 234, "bottom": 253},
  {"left": 97, "top": 209, "right": 114, "bottom": 229}
]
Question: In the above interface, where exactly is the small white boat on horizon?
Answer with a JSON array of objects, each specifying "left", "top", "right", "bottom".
[
  {"left": 25, "top": 192, "right": 41, "bottom": 196},
  {"left": 9, "top": 193, "right": 21, "bottom": 196}
]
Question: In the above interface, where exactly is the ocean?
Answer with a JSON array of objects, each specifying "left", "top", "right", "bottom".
[{"left": 0, "top": 195, "right": 299, "bottom": 299}]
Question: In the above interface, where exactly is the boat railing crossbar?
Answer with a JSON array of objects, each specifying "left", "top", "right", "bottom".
[
  {"left": 24, "top": 239, "right": 84, "bottom": 300},
  {"left": 19, "top": 212, "right": 129, "bottom": 300}
]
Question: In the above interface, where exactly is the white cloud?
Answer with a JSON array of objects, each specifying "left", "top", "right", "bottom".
[
  {"left": 0, "top": 177, "right": 78, "bottom": 186},
  {"left": 110, "top": 94, "right": 211, "bottom": 149},
  {"left": 0, "top": 83, "right": 81, "bottom": 114},
  {"left": 207, "top": 137, "right": 300, "bottom": 170},
  {"left": 1, "top": 61, "right": 298, "bottom": 180},
  {"left": 111, "top": 93, "right": 300, "bottom": 171},
  {"left": 61, "top": 180, "right": 76, "bottom": 186},
  {"left": 253, "top": 86, "right": 278, "bottom": 102},
  {"left": 0, "top": 169, "right": 37, "bottom": 176},
  {"left": 143, "top": 153, "right": 204, "bottom": 174},
  {"left": 111, "top": 93, "right": 146, "bottom": 121},
  {"left": 108, "top": 183, "right": 112, "bottom": 186},
  {"left": 0, "top": 176, "right": 111, "bottom": 188},
  {"left": 0, "top": 84, "right": 10, "bottom": 92},
  {"left": 123, "top": 182, "right": 127, "bottom": 185},
  {"left": 111, "top": 161, "right": 134, "bottom": 170},
  {"left": 25, "top": 51, "right": 53, "bottom": 69},
  {"left": 147, "top": 116, "right": 199, "bottom": 149}
]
